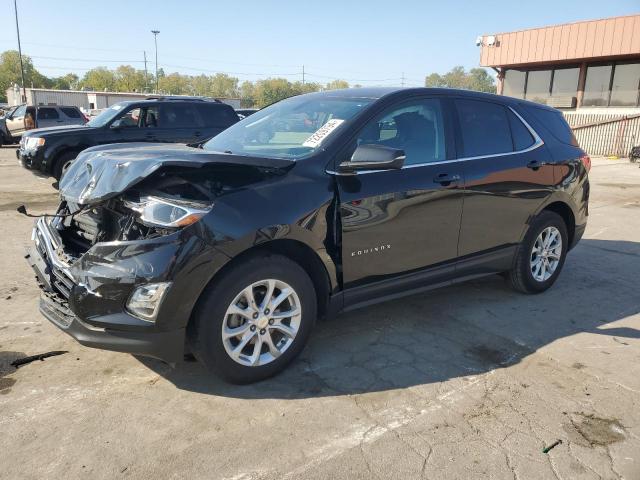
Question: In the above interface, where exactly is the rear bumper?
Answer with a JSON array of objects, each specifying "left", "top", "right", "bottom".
[{"left": 570, "top": 223, "right": 587, "bottom": 250}]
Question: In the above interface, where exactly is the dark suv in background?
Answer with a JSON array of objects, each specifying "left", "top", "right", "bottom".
[
  {"left": 18, "top": 97, "right": 239, "bottom": 179},
  {"left": 25, "top": 88, "right": 589, "bottom": 383}
]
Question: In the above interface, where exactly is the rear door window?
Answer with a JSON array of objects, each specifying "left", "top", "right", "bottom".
[
  {"left": 159, "top": 103, "right": 204, "bottom": 129},
  {"left": 61, "top": 107, "right": 81, "bottom": 118},
  {"left": 197, "top": 104, "right": 238, "bottom": 127},
  {"left": 455, "top": 99, "right": 513, "bottom": 157},
  {"left": 37, "top": 107, "right": 60, "bottom": 120}
]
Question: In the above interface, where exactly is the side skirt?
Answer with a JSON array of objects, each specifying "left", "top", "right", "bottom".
[{"left": 339, "top": 245, "right": 516, "bottom": 313}]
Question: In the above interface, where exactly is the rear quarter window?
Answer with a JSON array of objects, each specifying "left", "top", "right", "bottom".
[
  {"left": 197, "top": 104, "right": 239, "bottom": 127},
  {"left": 523, "top": 105, "right": 577, "bottom": 146},
  {"left": 37, "top": 107, "right": 59, "bottom": 120},
  {"left": 61, "top": 107, "right": 81, "bottom": 118}
]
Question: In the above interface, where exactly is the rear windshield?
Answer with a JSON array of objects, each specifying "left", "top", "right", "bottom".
[
  {"left": 61, "top": 107, "right": 81, "bottom": 118},
  {"left": 524, "top": 105, "right": 577, "bottom": 146}
]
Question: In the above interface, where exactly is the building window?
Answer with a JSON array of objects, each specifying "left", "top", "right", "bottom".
[
  {"left": 503, "top": 70, "right": 526, "bottom": 99},
  {"left": 525, "top": 70, "right": 552, "bottom": 104},
  {"left": 551, "top": 67, "right": 579, "bottom": 98},
  {"left": 583, "top": 65, "right": 613, "bottom": 106},
  {"left": 610, "top": 63, "right": 640, "bottom": 107}
]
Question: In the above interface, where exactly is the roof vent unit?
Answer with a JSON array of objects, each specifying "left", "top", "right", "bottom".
[{"left": 486, "top": 35, "right": 496, "bottom": 46}]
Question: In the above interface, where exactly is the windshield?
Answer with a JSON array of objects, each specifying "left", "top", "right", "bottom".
[
  {"left": 203, "top": 95, "right": 373, "bottom": 159},
  {"left": 87, "top": 102, "right": 130, "bottom": 127}
]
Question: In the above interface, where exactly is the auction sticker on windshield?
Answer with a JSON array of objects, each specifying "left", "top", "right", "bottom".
[{"left": 302, "top": 119, "right": 344, "bottom": 148}]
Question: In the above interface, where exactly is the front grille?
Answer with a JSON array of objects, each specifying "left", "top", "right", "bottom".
[{"left": 34, "top": 221, "right": 74, "bottom": 301}]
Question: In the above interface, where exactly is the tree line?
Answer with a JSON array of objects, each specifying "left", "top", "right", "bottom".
[{"left": 1, "top": 50, "right": 495, "bottom": 108}]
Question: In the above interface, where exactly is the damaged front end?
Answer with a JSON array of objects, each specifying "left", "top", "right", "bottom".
[{"left": 25, "top": 144, "right": 291, "bottom": 362}]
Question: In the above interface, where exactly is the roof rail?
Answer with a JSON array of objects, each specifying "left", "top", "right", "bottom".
[{"left": 143, "top": 96, "right": 222, "bottom": 102}]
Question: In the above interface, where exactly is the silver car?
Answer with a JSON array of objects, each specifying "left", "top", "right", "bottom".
[{"left": 2, "top": 105, "right": 86, "bottom": 144}]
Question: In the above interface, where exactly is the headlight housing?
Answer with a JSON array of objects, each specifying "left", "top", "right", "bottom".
[
  {"left": 124, "top": 196, "right": 212, "bottom": 228},
  {"left": 25, "top": 137, "right": 45, "bottom": 150}
]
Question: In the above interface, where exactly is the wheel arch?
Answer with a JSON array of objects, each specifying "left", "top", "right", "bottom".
[
  {"left": 541, "top": 201, "right": 576, "bottom": 248},
  {"left": 186, "top": 239, "right": 335, "bottom": 340}
]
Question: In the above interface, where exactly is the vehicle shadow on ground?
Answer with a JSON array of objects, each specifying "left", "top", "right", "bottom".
[{"left": 139, "top": 238, "right": 640, "bottom": 399}]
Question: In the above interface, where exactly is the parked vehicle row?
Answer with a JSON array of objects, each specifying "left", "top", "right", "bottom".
[
  {"left": 17, "top": 97, "right": 240, "bottom": 179},
  {"left": 24, "top": 87, "right": 590, "bottom": 383}
]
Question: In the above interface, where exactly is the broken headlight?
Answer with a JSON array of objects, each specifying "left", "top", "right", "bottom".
[{"left": 124, "top": 196, "right": 212, "bottom": 228}]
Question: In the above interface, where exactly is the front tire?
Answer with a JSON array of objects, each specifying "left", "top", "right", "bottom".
[
  {"left": 506, "top": 211, "right": 568, "bottom": 294},
  {"left": 191, "top": 253, "right": 317, "bottom": 384}
]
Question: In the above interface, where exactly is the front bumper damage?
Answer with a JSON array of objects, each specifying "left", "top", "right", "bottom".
[{"left": 25, "top": 216, "right": 189, "bottom": 362}]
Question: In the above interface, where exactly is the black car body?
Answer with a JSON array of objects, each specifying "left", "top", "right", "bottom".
[
  {"left": 17, "top": 97, "right": 239, "bottom": 179},
  {"left": 25, "top": 88, "right": 589, "bottom": 383}
]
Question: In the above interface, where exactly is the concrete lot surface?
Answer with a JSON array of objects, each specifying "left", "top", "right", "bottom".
[{"left": 1, "top": 146, "right": 639, "bottom": 479}]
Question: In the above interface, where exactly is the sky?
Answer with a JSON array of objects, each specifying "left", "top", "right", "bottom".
[{"left": 1, "top": 0, "right": 638, "bottom": 87}]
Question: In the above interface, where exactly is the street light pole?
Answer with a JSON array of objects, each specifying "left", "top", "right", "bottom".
[
  {"left": 13, "top": 0, "right": 27, "bottom": 103},
  {"left": 151, "top": 30, "right": 160, "bottom": 94}
]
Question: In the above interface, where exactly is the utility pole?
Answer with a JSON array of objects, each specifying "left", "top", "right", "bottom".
[
  {"left": 401, "top": 72, "right": 405, "bottom": 87},
  {"left": 13, "top": 0, "right": 26, "bottom": 103},
  {"left": 302, "top": 65, "right": 305, "bottom": 85},
  {"left": 151, "top": 30, "right": 160, "bottom": 93},
  {"left": 143, "top": 51, "right": 148, "bottom": 92}
]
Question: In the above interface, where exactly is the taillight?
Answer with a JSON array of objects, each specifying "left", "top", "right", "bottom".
[{"left": 580, "top": 154, "right": 591, "bottom": 172}]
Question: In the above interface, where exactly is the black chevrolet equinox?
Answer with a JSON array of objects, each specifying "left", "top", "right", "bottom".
[{"left": 26, "top": 88, "right": 590, "bottom": 383}]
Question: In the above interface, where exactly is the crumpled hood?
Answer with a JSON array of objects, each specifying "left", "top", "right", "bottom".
[{"left": 59, "top": 143, "right": 294, "bottom": 207}]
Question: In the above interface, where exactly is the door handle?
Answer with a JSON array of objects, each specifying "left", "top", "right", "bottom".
[
  {"left": 433, "top": 173, "right": 461, "bottom": 186},
  {"left": 526, "top": 160, "right": 546, "bottom": 171}
]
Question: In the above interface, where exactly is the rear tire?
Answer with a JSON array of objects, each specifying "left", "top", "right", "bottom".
[
  {"left": 53, "top": 151, "right": 78, "bottom": 181},
  {"left": 191, "top": 253, "right": 317, "bottom": 384},
  {"left": 506, "top": 211, "right": 568, "bottom": 294}
]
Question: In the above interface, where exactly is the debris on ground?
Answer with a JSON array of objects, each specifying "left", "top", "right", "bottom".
[
  {"left": 542, "top": 439, "right": 562, "bottom": 453},
  {"left": 10, "top": 351, "right": 68, "bottom": 368}
]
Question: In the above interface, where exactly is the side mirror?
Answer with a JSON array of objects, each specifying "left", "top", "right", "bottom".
[{"left": 339, "top": 144, "right": 405, "bottom": 172}]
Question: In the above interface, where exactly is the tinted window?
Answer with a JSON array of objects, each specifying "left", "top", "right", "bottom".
[
  {"left": 159, "top": 103, "right": 204, "bottom": 128},
  {"left": 610, "top": 63, "right": 640, "bottom": 106},
  {"left": 61, "top": 107, "right": 81, "bottom": 118},
  {"left": 526, "top": 70, "right": 552, "bottom": 104},
  {"left": 355, "top": 98, "right": 446, "bottom": 165},
  {"left": 551, "top": 68, "right": 579, "bottom": 98},
  {"left": 524, "top": 106, "right": 577, "bottom": 146},
  {"left": 37, "top": 107, "right": 59, "bottom": 120},
  {"left": 144, "top": 106, "right": 160, "bottom": 128},
  {"left": 503, "top": 69, "right": 526, "bottom": 99},
  {"left": 456, "top": 99, "right": 512, "bottom": 157},
  {"left": 197, "top": 104, "right": 238, "bottom": 127},
  {"left": 508, "top": 110, "right": 534, "bottom": 150},
  {"left": 583, "top": 65, "right": 612, "bottom": 107}
]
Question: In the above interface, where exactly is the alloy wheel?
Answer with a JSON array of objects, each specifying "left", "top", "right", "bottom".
[
  {"left": 530, "top": 226, "right": 562, "bottom": 282},
  {"left": 221, "top": 279, "right": 302, "bottom": 367}
]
